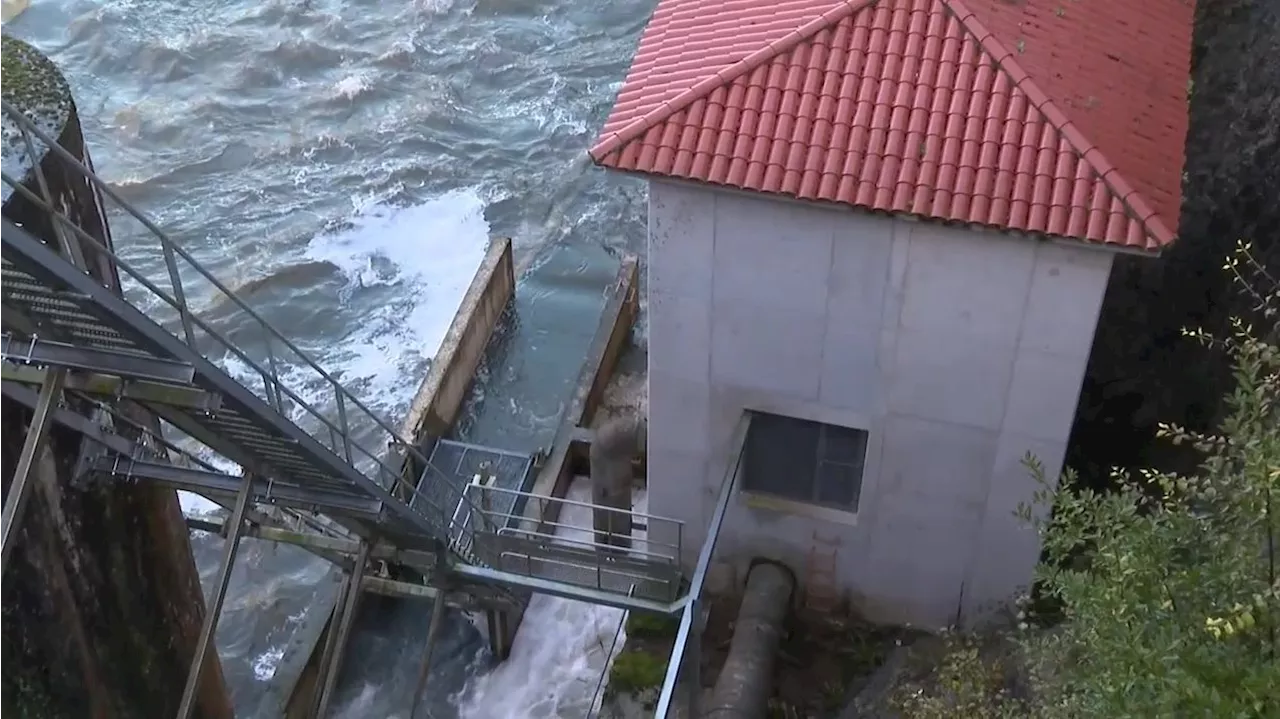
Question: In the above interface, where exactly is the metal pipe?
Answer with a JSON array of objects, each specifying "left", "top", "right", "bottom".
[
  {"left": 0, "top": 368, "right": 65, "bottom": 574},
  {"left": 588, "top": 585, "right": 637, "bottom": 719},
  {"left": 409, "top": 590, "right": 449, "bottom": 719},
  {"left": 685, "top": 597, "right": 703, "bottom": 717},
  {"left": 470, "top": 483, "right": 684, "bottom": 526},
  {"left": 176, "top": 472, "right": 254, "bottom": 719},
  {"left": 704, "top": 562, "right": 794, "bottom": 719}
]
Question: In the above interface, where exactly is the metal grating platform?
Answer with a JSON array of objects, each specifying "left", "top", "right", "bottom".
[{"left": 412, "top": 439, "right": 534, "bottom": 540}]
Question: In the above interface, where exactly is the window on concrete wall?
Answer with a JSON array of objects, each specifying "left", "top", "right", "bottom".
[{"left": 741, "top": 411, "right": 868, "bottom": 511}]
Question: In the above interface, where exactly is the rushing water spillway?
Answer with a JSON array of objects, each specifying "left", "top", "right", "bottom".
[{"left": 4, "top": 0, "right": 655, "bottom": 715}]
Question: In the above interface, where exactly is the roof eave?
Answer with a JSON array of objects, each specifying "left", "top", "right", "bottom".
[{"left": 595, "top": 161, "right": 1175, "bottom": 255}]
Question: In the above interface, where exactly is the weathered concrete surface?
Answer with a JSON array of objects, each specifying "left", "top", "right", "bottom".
[
  {"left": 0, "top": 37, "right": 232, "bottom": 719},
  {"left": 644, "top": 179, "right": 1114, "bottom": 628},
  {"left": 589, "top": 413, "right": 646, "bottom": 549},
  {"left": 399, "top": 237, "right": 515, "bottom": 456}
]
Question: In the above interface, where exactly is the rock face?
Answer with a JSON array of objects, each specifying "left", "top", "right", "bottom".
[
  {"left": 0, "top": 37, "right": 233, "bottom": 719},
  {"left": 1069, "top": 0, "right": 1280, "bottom": 485}
]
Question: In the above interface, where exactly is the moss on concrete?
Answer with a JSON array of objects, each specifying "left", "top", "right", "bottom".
[
  {"left": 624, "top": 611, "right": 679, "bottom": 640},
  {"left": 605, "top": 650, "right": 666, "bottom": 701},
  {"left": 1, "top": 34, "right": 73, "bottom": 189}
]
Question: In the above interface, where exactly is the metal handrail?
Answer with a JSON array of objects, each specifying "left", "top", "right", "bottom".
[
  {"left": 588, "top": 585, "right": 636, "bottom": 719},
  {"left": 0, "top": 99, "right": 491, "bottom": 560},
  {"left": 494, "top": 524, "right": 678, "bottom": 564},
  {"left": 463, "top": 483, "right": 685, "bottom": 559},
  {"left": 651, "top": 412, "right": 751, "bottom": 719}
]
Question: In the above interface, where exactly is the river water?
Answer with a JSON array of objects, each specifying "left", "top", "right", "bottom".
[{"left": 4, "top": 0, "right": 652, "bottom": 715}]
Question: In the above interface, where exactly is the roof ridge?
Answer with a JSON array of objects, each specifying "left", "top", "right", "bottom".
[
  {"left": 589, "top": 0, "right": 880, "bottom": 162},
  {"left": 941, "top": 0, "right": 1173, "bottom": 246}
]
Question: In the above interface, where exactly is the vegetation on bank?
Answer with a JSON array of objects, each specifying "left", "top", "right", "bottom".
[
  {"left": 602, "top": 611, "right": 680, "bottom": 708},
  {"left": 891, "top": 242, "right": 1280, "bottom": 717}
]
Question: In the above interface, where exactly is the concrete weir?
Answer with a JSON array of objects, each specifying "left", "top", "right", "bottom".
[{"left": 273, "top": 240, "right": 640, "bottom": 716}]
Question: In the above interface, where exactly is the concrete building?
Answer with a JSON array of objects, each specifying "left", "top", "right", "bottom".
[{"left": 591, "top": 0, "right": 1193, "bottom": 628}]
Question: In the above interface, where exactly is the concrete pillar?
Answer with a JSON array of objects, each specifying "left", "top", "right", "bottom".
[
  {"left": 589, "top": 413, "right": 646, "bottom": 551},
  {"left": 1, "top": 38, "right": 233, "bottom": 718}
]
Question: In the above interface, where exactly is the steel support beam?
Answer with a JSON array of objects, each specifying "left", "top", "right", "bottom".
[
  {"left": 1, "top": 333, "right": 197, "bottom": 384},
  {"left": 92, "top": 456, "right": 384, "bottom": 519},
  {"left": 0, "top": 368, "right": 65, "bottom": 574},
  {"left": 3, "top": 380, "right": 137, "bottom": 456},
  {"left": 452, "top": 562, "right": 684, "bottom": 614},
  {"left": 185, "top": 504, "right": 352, "bottom": 571},
  {"left": 363, "top": 575, "right": 440, "bottom": 601},
  {"left": 311, "top": 577, "right": 351, "bottom": 718},
  {"left": 314, "top": 540, "right": 370, "bottom": 718},
  {"left": 176, "top": 473, "right": 254, "bottom": 719},
  {"left": 409, "top": 590, "right": 450, "bottom": 719},
  {"left": 137, "top": 402, "right": 379, "bottom": 543},
  {"left": 2, "top": 362, "right": 220, "bottom": 411},
  {"left": 183, "top": 514, "right": 437, "bottom": 571},
  {"left": 3, "top": 218, "right": 444, "bottom": 541}
]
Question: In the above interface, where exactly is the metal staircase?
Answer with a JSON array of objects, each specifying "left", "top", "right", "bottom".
[{"left": 0, "top": 94, "right": 693, "bottom": 605}]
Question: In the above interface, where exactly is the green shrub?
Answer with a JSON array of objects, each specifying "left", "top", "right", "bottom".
[{"left": 1019, "top": 241, "right": 1280, "bottom": 717}]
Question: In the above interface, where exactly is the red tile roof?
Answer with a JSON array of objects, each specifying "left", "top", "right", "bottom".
[{"left": 590, "top": 0, "right": 1193, "bottom": 251}]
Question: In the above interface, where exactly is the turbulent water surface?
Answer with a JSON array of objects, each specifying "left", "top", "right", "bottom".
[{"left": 6, "top": 0, "right": 652, "bottom": 715}]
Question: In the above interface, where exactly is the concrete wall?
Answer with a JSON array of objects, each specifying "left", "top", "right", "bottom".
[
  {"left": 645, "top": 180, "right": 1116, "bottom": 628},
  {"left": 281, "top": 238, "right": 515, "bottom": 714},
  {"left": 399, "top": 237, "right": 514, "bottom": 448}
]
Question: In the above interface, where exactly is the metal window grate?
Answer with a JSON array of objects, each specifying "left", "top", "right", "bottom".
[{"left": 742, "top": 411, "right": 868, "bottom": 511}]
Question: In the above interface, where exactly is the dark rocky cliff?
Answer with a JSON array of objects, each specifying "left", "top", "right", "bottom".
[
  {"left": 1068, "top": 0, "right": 1280, "bottom": 484},
  {"left": 0, "top": 36, "right": 233, "bottom": 719}
]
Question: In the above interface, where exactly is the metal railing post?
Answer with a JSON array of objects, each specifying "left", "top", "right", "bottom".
[
  {"left": 177, "top": 472, "right": 255, "bottom": 719},
  {"left": 409, "top": 589, "right": 449, "bottom": 719},
  {"left": 314, "top": 539, "right": 370, "bottom": 718},
  {"left": 161, "top": 241, "right": 197, "bottom": 347}
]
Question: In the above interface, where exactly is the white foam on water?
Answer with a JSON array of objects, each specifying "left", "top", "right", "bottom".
[
  {"left": 179, "top": 491, "right": 224, "bottom": 515},
  {"left": 181, "top": 189, "right": 489, "bottom": 515},
  {"left": 302, "top": 188, "right": 490, "bottom": 416},
  {"left": 457, "top": 480, "right": 647, "bottom": 719},
  {"left": 251, "top": 644, "right": 286, "bottom": 682},
  {"left": 180, "top": 454, "right": 244, "bottom": 515}
]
